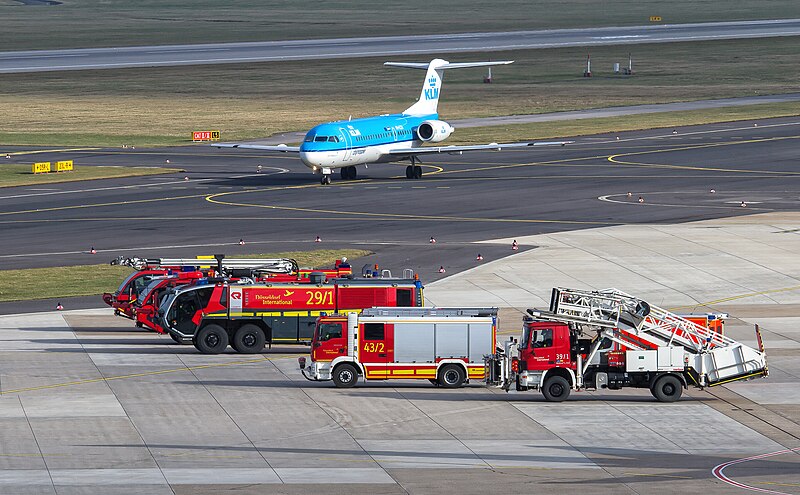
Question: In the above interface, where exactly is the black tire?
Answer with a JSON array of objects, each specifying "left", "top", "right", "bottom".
[
  {"left": 413, "top": 165, "right": 423, "bottom": 179},
  {"left": 332, "top": 363, "right": 358, "bottom": 388},
  {"left": 232, "top": 324, "right": 266, "bottom": 354},
  {"left": 651, "top": 375, "right": 683, "bottom": 402},
  {"left": 194, "top": 324, "right": 228, "bottom": 354},
  {"left": 438, "top": 364, "right": 466, "bottom": 388},
  {"left": 340, "top": 168, "right": 348, "bottom": 179},
  {"left": 346, "top": 166, "right": 357, "bottom": 180},
  {"left": 406, "top": 165, "right": 414, "bottom": 179},
  {"left": 542, "top": 375, "right": 571, "bottom": 402}
]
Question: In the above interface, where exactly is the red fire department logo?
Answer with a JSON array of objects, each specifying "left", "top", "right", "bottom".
[{"left": 231, "top": 292, "right": 242, "bottom": 300}]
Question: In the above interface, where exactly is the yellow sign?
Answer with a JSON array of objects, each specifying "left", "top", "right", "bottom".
[
  {"left": 33, "top": 162, "right": 51, "bottom": 174},
  {"left": 56, "top": 160, "right": 74, "bottom": 172},
  {"left": 192, "top": 131, "right": 221, "bottom": 142},
  {"left": 650, "top": 16, "right": 662, "bottom": 22}
]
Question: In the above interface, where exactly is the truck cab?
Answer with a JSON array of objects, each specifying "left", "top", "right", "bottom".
[{"left": 103, "top": 269, "right": 169, "bottom": 318}]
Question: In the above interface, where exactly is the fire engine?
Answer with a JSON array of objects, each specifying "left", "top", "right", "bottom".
[
  {"left": 300, "top": 307, "right": 497, "bottom": 388},
  {"left": 156, "top": 270, "right": 424, "bottom": 354},
  {"left": 485, "top": 287, "right": 768, "bottom": 402},
  {"left": 103, "top": 255, "right": 352, "bottom": 319},
  {"left": 134, "top": 262, "right": 366, "bottom": 338}
]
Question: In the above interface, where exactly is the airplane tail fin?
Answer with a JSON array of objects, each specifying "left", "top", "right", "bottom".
[{"left": 384, "top": 59, "right": 514, "bottom": 117}]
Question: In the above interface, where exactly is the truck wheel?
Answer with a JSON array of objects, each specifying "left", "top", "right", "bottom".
[
  {"left": 542, "top": 376, "right": 571, "bottom": 402},
  {"left": 651, "top": 375, "right": 683, "bottom": 402},
  {"left": 332, "top": 364, "right": 358, "bottom": 388},
  {"left": 194, "top": 324, "right": 228, "bottom": 354},
  {"left": 232, "top": 324, "right": 266, "bottom": 354},
  {"left": 438, "top": 364, "right": 466, "bottom": 389}
]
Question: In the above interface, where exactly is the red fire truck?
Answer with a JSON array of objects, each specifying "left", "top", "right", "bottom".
[
  {"left": 156, "top": 272, "right": 424, "bottom": 354},
  {"left": 300, "top": 307, "right": 497, "bottom": 388},
  {"left": 485, "top": 287, "right": 768, "bottom": 402}
]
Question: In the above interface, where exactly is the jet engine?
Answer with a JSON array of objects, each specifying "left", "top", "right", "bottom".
[{"left": 415, "top": 120, "right": 454, "bottom": 143}]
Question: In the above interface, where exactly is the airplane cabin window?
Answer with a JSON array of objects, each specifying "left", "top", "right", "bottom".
[{"left": 314, "top": 136, "right": 328, "bottom": 142}]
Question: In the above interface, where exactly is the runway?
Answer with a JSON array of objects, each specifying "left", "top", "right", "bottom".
[{"left": 2, "top": 19, "right": 800, "bottom": 73}]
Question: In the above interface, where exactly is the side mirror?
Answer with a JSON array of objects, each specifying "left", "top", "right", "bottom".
[{"left": 313, "top": 342, "right": 321, "bottom": 348}]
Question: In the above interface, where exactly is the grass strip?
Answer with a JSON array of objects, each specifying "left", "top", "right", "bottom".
[
  {"left": 0, "top": 249, "right": 372, "bottom": 302},
  {"left": 0, "top": 164, "right": 183, "bottom": 188}
]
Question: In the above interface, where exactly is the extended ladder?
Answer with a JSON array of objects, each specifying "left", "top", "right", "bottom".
[{"left": 546, "top": 287, "right": 740, "bottom": 353}]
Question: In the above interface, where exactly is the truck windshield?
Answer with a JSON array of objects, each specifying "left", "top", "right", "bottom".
[
  {"left": 135, "top": 279, "right": 166, "bottom": 307},
  {"left": 316, "top": 322, "right": 343, "bottom": 342},
  {"left": 116, "top": 271, "right": 140, "bottom": 293},
  {"left": 132, "top": 275, "right": 155, "bottom": 298},
  {"left": 530, "top": 328, "right": 554, "bottom": 348}
]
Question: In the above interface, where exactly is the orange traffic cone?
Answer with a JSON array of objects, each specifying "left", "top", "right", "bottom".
[
  {"left": 476, "top": 254, "right": 483, "bottom": 261},
  {"left": 638, "top": 196, "right": 644, "bottom": 203},
  {"left": 429, "top": 236, "right": 436, "bottom": 244},
  {"left": 438, "top": 266, "right": 446, "bottom": 273},
  {"left": 239, "top": 239, "right": 245, "bottom": 246},
  {"left": 512, "top": 240, "right": 519, "bottom": 251},
  {"left": 90, "top": 246, "right": 97, "bottom": 254},
  {"left": 56, "top": 302, "right": 63, "bottom": 311},
  {"left": 741, "top": 201, "right": 747, "bottom": 208},
  {"left": 315, "top": 236, "right": 322, "bottom": 243}
]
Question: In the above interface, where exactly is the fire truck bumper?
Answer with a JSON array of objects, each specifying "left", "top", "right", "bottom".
[
  {"left": 518, "top": 371, "right": 542, "bottom": 389},
  {"left": 301, "top": 361, "right": 331, "bottom": 381}
]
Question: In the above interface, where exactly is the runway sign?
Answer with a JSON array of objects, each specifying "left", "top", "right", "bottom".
[
  {"left": 33, "top": 162, "right": 51, "bottom": 174},
  {"left": 192, "top": 130, "right": 221, "bottom": 142},
  {"left": 56, "top": 160, "right": 74, "bottom": 172},
  {"left": 649, "top": 16, "right": 662, "bottom": 22}
]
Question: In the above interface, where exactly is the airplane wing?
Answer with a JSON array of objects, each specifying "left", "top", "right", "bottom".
[
  {"left": 387, "top": 141, "right": 572, "bottom": 156},
  {"left": 214, "top": 143, "right": 300, "bottom": 153}
]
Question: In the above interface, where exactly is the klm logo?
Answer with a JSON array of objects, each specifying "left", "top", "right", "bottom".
[{"left": 424, "top": 75, "right": 439, "bottom": 100}]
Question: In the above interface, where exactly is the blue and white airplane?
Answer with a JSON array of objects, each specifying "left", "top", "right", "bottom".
[{"left": 219, "top": 59, "right": 569, "bottom": 184}]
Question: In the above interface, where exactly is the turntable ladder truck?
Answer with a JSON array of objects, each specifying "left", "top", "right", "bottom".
[{"left": 486, "top": 287, "right": 768, "bottom": 402}]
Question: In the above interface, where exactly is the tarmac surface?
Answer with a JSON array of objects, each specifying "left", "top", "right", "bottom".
[
  {"left": 2, "top": 19, "right": 800, "bottom": 73},
  {"left": 0, "top": 117, "right": 799, "bottom": 493}
]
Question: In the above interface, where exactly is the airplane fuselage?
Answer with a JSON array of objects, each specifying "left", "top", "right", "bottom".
[{"left": 298, "top": 113, "right": 437, "bottom": 172}]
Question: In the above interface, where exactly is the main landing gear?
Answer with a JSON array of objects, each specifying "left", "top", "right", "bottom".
[
  {"left": 320, "top": 175, "right": 331, "bottom": 185},
  {"left": 405, "top": 156, "right": 422, "bottom": 180},
  {"left": 340, "top": 166, "right": 357, "bottom": 180}
]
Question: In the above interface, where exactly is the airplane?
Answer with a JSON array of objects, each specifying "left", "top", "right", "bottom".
[{"left": 217, "top": 58, "right": 570, "bottom": 185}]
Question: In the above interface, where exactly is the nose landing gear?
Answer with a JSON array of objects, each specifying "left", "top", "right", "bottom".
[{"left": 320, "top": 175, "right": 331, "bottom": 185}]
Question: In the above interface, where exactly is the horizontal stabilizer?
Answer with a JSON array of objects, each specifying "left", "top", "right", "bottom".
[{"left": 384, "top": 60, "right": 514, "bottom": 70}]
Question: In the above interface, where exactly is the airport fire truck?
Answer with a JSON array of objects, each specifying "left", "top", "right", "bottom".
[
  {"left": 157, "top": 270, "right": 424, "bottom": 354},
  {"left": 300, "top": 307, "right": 497, "bottom": 388},
  {"left": 134, "top": 262, "right": 365, "bottom": 338},
  {"left": 485, "top": 287, "right": 769, "bottom": 402},
  {"left": 103, "top": 255, "right": 352, "bottom": 318}
]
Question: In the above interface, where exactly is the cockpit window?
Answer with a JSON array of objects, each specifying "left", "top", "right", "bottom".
[
  {"left": 327, "top": 136, "right": 339, "bottom": 142},
  {"left": 304, "top": 134, "right": 314, "bottom": 142},
  {"left": 314, "top": 136, "right": 328, "bottom": 142}
]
